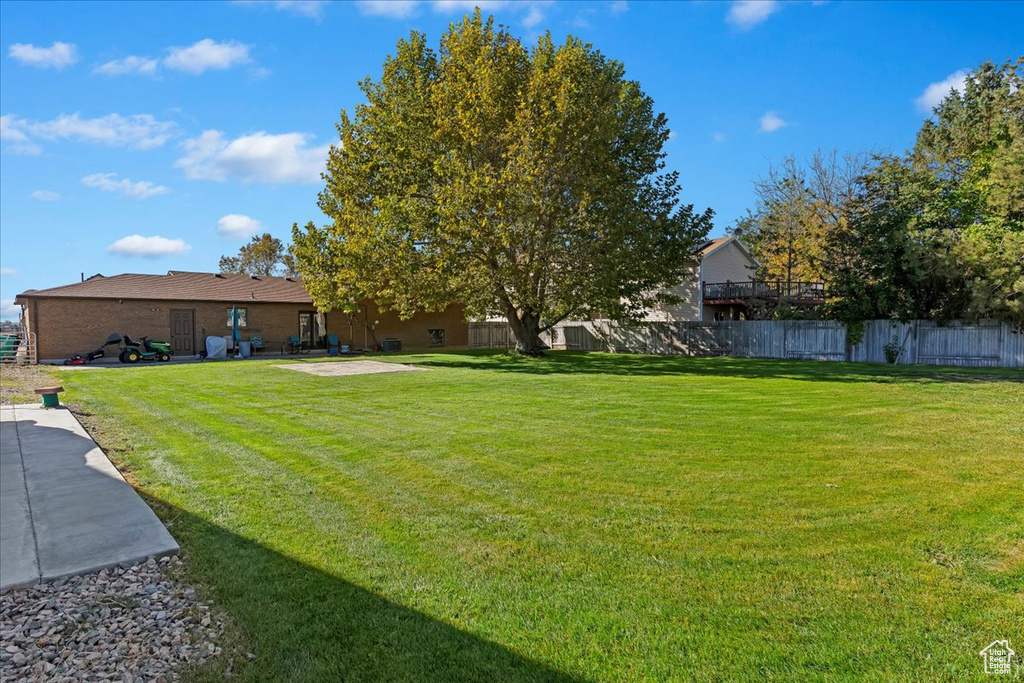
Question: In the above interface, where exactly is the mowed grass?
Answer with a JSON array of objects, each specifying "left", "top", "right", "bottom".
[{"left": 56, "top": 352, "right": 1023, "bottom": 682}]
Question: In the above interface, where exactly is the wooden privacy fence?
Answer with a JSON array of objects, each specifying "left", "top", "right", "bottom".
[
  {"left": 469, "top": 321, "right": 514, "bottom": 349},
  {"left": 520, "top": 319, "right": 1023, "bottom": 368}
]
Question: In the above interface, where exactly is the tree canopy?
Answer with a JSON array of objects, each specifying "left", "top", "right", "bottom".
[
  {"left": 219, "top": 233, "right": 297, "bottom": 277},
  {"left": 293, "top": 11, "right": 712, "bottom": 350},
  {"left": 827, "top": 58, "right": 1023, "bottom": 327},
  {"left": 739, "top": 58, "right": 1023, "bottom": 328},
  {"left": 734, "top": 151, "right": 869, "bottom": 288}
]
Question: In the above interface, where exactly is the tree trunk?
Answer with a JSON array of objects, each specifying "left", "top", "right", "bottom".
[{"left": 505, "top": 308, "right": 545, "bottom": 354}]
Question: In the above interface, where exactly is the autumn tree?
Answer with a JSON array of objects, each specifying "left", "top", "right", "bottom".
[
  {"left": 736, "top": 151, "right": 869, "bottom": 286},
  {"left": 292, "top": 12, "right": 712, "bottom": 352},
  {"left": 219, "top": 233, "right": 297, "bottom": 277}
]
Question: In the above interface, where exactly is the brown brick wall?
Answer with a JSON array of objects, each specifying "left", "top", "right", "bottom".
[
  {"left": 26, "top": 297, "right": 468, "bottom": 361},
  {"left": 327, "top": 303, "right": 469, "bottom": 351}
]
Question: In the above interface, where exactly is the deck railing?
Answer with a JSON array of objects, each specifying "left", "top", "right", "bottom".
[{"left": 702, "top": 281, "right": 825, "bottom": 303}]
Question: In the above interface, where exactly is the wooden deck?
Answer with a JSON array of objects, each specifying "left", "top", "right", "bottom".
[{"left": 702, "top": 281, "right": 825, "bottom": 305}]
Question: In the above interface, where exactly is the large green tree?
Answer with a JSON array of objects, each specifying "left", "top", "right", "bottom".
[{"left": 293, "top": 12, "right": 711, "bottom": 351}]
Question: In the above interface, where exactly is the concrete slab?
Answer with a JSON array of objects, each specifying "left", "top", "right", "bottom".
[
  {"left": 273, "top": 359, "right": 425, "bottom": 377},
  {"left": 0, "top": 404, "right": 178, "bottom": 592},
  {"left": 0, "top": 409, "right": 39, "bottom": 591}
]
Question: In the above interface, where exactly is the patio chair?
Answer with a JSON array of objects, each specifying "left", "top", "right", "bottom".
[
  {"left": 326, "top": 334, "right": 340, "bottom": 354},
  {"left": 249, "top": 336, "right": 267, "bottom": 354},
  {"left": 288, "top": 335, "right": 309, "bottom": 354}
]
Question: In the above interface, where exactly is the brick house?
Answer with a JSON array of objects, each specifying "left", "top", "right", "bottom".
[{"left": 14, "top": 271, "right": 468, "bottom": 362}]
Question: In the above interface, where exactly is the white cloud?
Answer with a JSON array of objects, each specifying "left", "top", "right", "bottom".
[
  {"left": 727, "top": 0, "right": 780, "bottom": 30},
  {"left": 572, "top": 8, "right": 596, "bottom": 28},
  {"left": 8, "top": 42, "right": 79, "bottom": 69},
  {"left": 915, "top": 69, "right": 969, "bottom": 114},
  {"left": 356, "top": 1, "right": 539, "bottom": 21},
  {"left": 357, "top": 0, "right": 420, "bottom": 18},
  {"left": 176, "top": 130, "right": 330, "bottom": 184},
  {"left": 0, "top": 300, "right": 21, "bottom": 321},
  {"left": 94, "top": 40, "right": 259, "bottom": 78},
  {"left": 29, "top": 190, "right": 61, "bottom": 202},
  {"left": 0, "top": 114, "right": 42, "bottom": 154},
  {"left": 234, "top": 0, "right": 326, "bottom": 17},
  {"left": 1, "top": 113, "right": 177, "bottom": 152},
  {"left": 164, "top": 39, "right": 252, "bottom": 74},
  {"left": 82, "top": 172, "right": 169, "bottom": 199},
  {"left": 93, "top": 55, "right": 160, "bottom": 76},
  {"left": 0, "top": 268, "right": 17, "bottom": 276},
  {"left": 107, "top": 235, "right": 191, "bottom": 258},
  {"left": 217, "top": 214, "right": 265, "bottom": 239},
  {"left": 713, "top": 131, "right": 727, "bottom": 143},
  {"left": 610, "top": 1, "right": 628, "bottom": 14},
  {"left": 522, "top": 5, "right": 544, "bottom": 28},
  {"left": 272, "top": 0, "right": 326, "bottom": 17},
  {"left": 759, "top": 111, "right": 787, "bottom": 133}
]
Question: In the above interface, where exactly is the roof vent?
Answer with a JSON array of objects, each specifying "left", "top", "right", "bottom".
[
  {"left": 215, "top": 273, "right": 226, "bottom": 279},
  {"left": 251, "top": 275, "right": 261, "bottom": 281},
  {"left": 285, "top": 277, "right": 295, "bottom": 282}
]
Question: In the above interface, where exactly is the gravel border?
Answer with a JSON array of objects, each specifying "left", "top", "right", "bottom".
[{"left": 1, "top": 556, "right": 225, "bottom": 682}]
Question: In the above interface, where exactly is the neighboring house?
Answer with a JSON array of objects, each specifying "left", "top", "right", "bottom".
[
  {"left": 14, "top": 271, "right": 467, "bottom": 362},
  {"left": 645, "top": 236, "right": 760, "bottom": 322},
  {"left": 645, "top": 235, "right": 827, "bottom": 322}
]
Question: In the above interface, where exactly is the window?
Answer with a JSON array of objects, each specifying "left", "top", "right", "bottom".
[
  {"left": 226, "top": 307, "right": 248, "bottom": 328},
  {"left": 428, "top": 328, "right": 445, "bottom": 346},
  {"left": 713, "top": 310, "right": 727, "bottom": 322}
]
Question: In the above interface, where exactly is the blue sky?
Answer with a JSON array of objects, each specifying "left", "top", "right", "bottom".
[{"left": 1, "top": 0, "right": 1021, "bottom": 318}]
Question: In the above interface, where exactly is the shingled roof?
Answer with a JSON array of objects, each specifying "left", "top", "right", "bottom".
[
  {"left": 697, "top": 237, "right": 732, "bottom": 255},
  {"left": 16, "top": 271, "right": 313, "bottom": 304}
]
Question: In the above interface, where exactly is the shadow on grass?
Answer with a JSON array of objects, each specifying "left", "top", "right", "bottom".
[
  {"left": 142, "top": 494, "right": 584, "bottom": 683},
  {"left": 409, "top": 351, "right": 1024, "bottom": 384}
]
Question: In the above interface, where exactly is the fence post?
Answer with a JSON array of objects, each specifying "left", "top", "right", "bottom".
[
  {"left": 998, "top": 321, "right": 1005, "bottom": 367},
  {"left": 913, "top": 320, "right": 920, "bottom": 365}
]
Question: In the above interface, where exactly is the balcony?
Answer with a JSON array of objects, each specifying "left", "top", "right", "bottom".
[{"left": 702, "top": 281, "right": 825, "bottom": 305}]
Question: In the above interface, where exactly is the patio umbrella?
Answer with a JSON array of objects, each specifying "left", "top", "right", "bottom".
[{"left": 231, "top": 306, "right": 241, "bottom": 357}]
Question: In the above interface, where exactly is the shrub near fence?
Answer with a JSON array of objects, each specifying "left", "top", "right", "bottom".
[{"left": 468, "top": 320, "right": 1024, "bottom": 368}]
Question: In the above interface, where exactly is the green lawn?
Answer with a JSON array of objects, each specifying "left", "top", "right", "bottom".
[{"left": 56, "top": 352, "right": 1023, "bottom": 682}]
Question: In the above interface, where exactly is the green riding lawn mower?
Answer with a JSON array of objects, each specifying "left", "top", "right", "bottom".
[
  {"left": 120, "top": 334, "right": 173, "bottom": 363},
  {"left": 64, "top": 333, "right": 174, "bottom": 365}
]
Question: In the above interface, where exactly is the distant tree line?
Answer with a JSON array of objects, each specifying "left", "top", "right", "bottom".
[{"left": 735, "top": 58, "right": 1023, "bottom": 330}]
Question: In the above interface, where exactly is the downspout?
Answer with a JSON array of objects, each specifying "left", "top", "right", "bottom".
[{"left": 698, "top": 258, "right": 704, "bottom": 323}]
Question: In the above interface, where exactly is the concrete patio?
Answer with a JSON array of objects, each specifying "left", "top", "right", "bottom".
[{"left": 0, "top": 403, "right": 178, "bottom": 592}]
